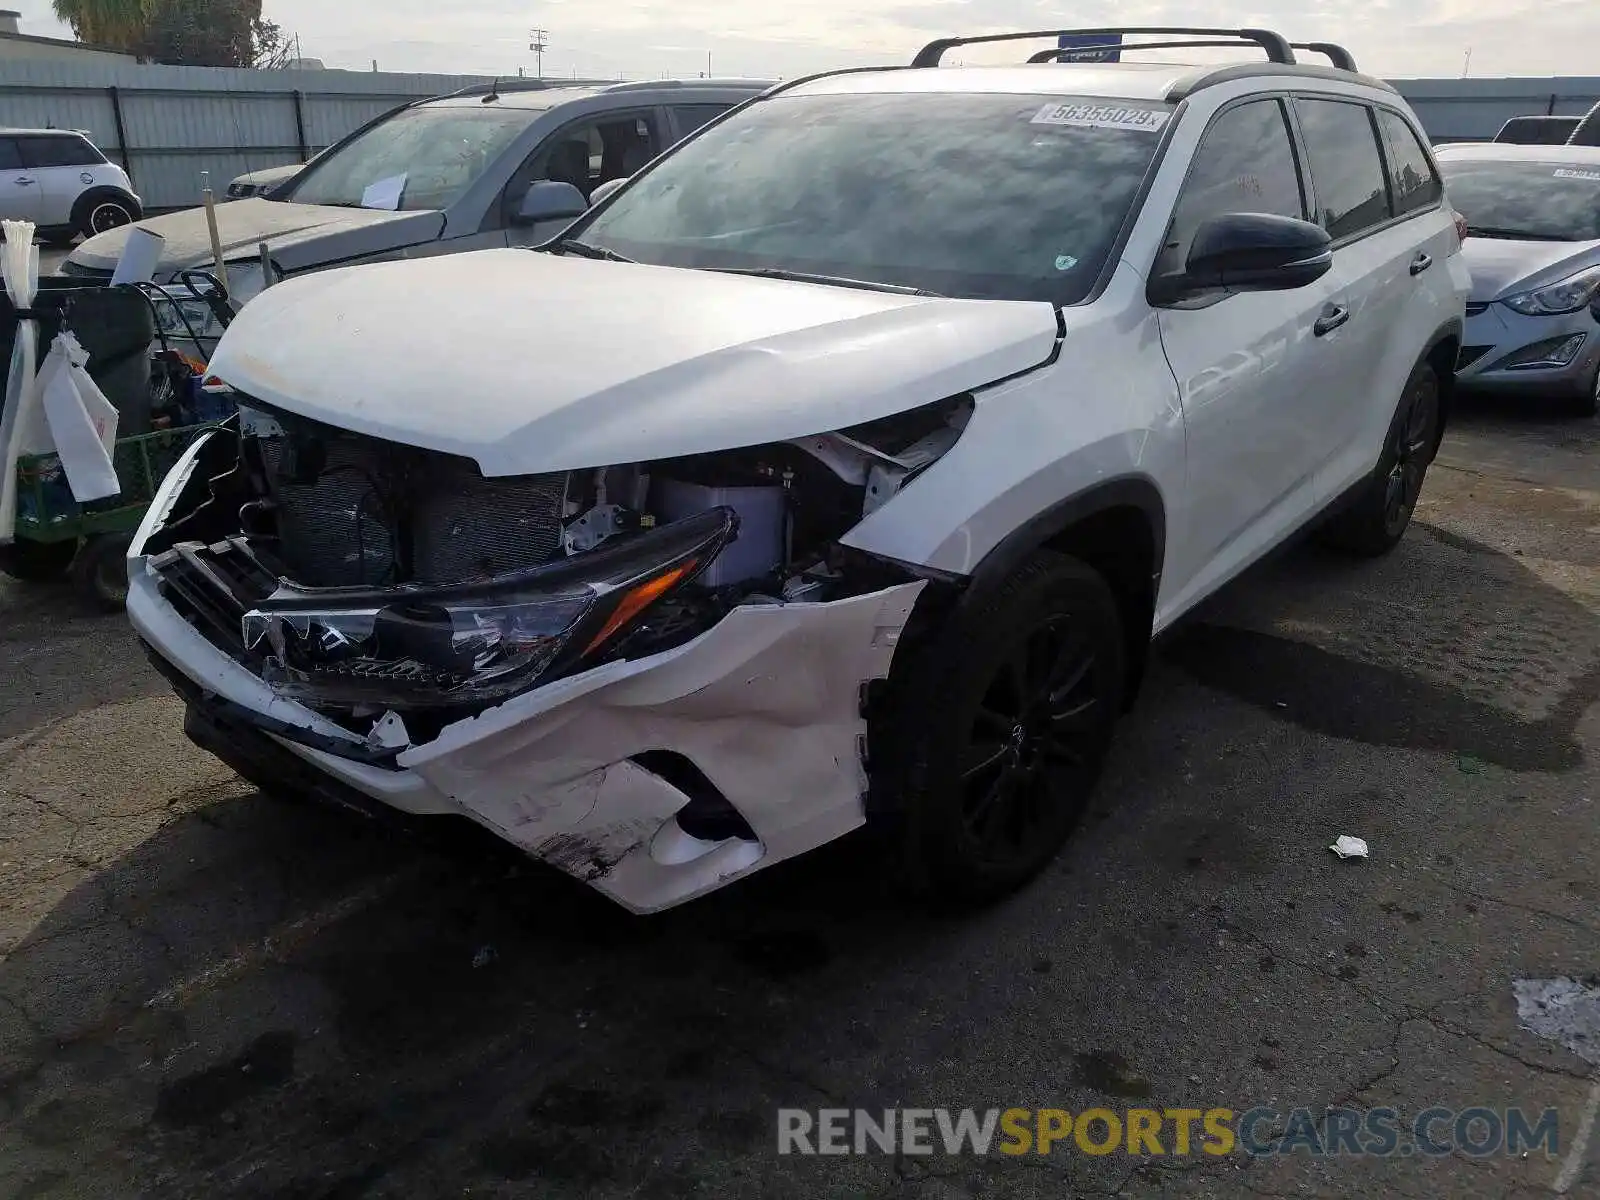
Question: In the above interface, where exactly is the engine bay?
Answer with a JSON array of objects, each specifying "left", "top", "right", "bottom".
[{"left": 138, "top": 393, "right": 972, "bottom": 738}]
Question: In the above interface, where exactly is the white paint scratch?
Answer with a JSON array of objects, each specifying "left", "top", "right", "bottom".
[{"left": 1553, "top": 1078, "right": 1600, "bottom": 1195}]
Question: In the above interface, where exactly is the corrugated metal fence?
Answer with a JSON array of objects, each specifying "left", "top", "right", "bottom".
[
  {"left": 0, "top": 59, "right": 613, "bottom": 210},
  {"left": 3, "top": 59, "right": 1599, "bottom": 211},
  {"left": 1394, "top": 76, "right": 1600, "bottom": 143}
]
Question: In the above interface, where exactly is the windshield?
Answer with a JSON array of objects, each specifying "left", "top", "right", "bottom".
[
  {"left": 1441, "top": 159, "right": 1600, "bottom": 241},
  {"left": 575, "top": 91, "right": 1172, "bottom": 304},
  {"left": 284, "top": 104, "right": 536, "bottom": 212}
]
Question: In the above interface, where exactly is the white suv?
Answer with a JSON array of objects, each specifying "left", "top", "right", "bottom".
[
  {"left": 0, "top": 128, "right": 141, "bottom": 245},
  {"left": 128, "top": 28, "right": 1469, "bottom": 913}
]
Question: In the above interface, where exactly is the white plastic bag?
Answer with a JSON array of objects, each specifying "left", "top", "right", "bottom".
[
  {"left": 0, "top": 219, "right": 41, "bottom": 544},
  {"left": 38, "top": 332, "right": 119, "bottom": 501}
]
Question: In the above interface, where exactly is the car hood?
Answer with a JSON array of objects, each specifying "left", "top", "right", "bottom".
[
  {"left": 1461, "top": 236, "right": 1600, "bottom": 301},
  {"left": 65, "top": 198, "right": 443, "bottom": 276},
  {"left": 208, "top": 249, "right": 1061, "bottom": 477}
]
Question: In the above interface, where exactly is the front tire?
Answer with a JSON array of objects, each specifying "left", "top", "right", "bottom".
[
  {"left": 879, "top": 552, "right": 1126, "bottom": 907},
  {"left": 0, "top": 538, "right": 78, "bottom": 582},
  {"left": 71, "top": 533, "right": 132, "bottom": 613},
  {"left": 1567, "top": 367, "right": 1599, "bottom": 419},
  {"left": 1318, "top": 360, "right": 1442, "bottom": 557}
]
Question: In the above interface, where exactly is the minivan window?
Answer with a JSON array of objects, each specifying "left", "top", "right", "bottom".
[
  {"left": 1295, "top": 99, "right": 1392, "bottom": 239},
  {"left": 577, "top": 92, "right": 1172, "bottom": 304},
  {"left": 285, "top": 105, "right": 536, "bottom": 211},
  {"left": 673, "top": 104, "right": 729, "bottom": 137},
  {"left": 18, "top": 135, "right": 104, "bottom": 169},
  {"left": 1376, "top": 109, "right": 1442, "bottom": 216},
  {"left": 1440, "top": 159, "right": 1600, "bottom": 241},
  {"left": 1158, "top": 99, "right": 1305, "bottom": 277}
]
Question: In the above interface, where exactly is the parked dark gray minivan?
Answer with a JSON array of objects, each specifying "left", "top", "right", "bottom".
[{"left": 61, "top": 78, "right": 770, "bottom": 336}]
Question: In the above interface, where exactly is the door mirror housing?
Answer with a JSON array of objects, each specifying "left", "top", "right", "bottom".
[
  {"left": 1150, "top": 212, "right": 1333, "bottom": 305},
  {"left": 512, "top": 180, "right": 588, "bottom": 227},
  {"left": 589, "top": 177, "right": 629, "bottom": 207}
]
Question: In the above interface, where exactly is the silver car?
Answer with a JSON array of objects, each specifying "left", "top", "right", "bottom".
[{"left": 1438, "top": 143, "right": 1600, "bottom": 416}]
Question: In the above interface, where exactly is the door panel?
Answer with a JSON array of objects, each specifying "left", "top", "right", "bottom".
[
  {"left": 18, "top": 135, "right": 99, "bottom": 226},
  {"left": 0, "top": 139, "right": 42, "bottom": 223},
  {"left": 1152, "top": 98, "right": 1334, "bottom": 599}
]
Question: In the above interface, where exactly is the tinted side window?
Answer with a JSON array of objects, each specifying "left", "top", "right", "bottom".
[
  {"left": 1295, "top": 99, "right": 1392, "bottom": 239},
  {"left": 18, "top": 135, "right": 102, "bottom": 168},
  {"left": 1157, "top": 99, "right": 1304, "bottom": 276},
  {"left": 673, "top": 104, "right": 729, "bottom": 139},
  {"left": 0, "top": 139, "right": 21, "bottom": 171},
  {"left": 1376, "top": 109, "right": 1442, "bottom": 216}
]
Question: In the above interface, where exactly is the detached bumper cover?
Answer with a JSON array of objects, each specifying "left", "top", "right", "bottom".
[{"left": 129, "top": 563, "right": 924, "bottom": 912}]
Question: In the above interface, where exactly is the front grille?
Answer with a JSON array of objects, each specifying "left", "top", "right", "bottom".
[
  {"left": 1457, "top": 345, "right": 1495, "bottom": 370},
  {"left": 1465, "top": 302, "right": 1490, "bottom": 317},
  {"left": 151, "top": 536, "right": 282, "bottom": 663},
  {"left": 253, "top": 421, "right": 568, "bottom": 588}
]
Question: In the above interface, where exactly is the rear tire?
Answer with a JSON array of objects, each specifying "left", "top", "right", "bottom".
[
  {"left": 0, "top": 539, "right": 78, "bottom": 583},
  {"left": 71, "top": 533, "right": 132, "bottom": 613},
  {"left": 877, "top": 552, "right": 1126, "bottom": 907},
  {"left": 1318, "top": 361, "right": 1442, "bottom": 558}
]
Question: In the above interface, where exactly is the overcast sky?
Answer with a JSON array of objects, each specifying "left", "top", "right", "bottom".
[{"left": 10, "top": 0, "right": 1600, "bottom": 80}]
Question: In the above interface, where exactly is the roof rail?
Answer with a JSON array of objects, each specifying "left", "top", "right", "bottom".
[
  {"left": 1028, "top": 39, "right": 1253, "bottom": 63},
  {"left": 1290, "top": 42, "right": 1357, "bottom": 71},
  {"left": 604, "top": 77, "right": 773, "bottom": 93},
  {"left": 437, "top": 78, "right": 555, "bottom": 100},
  {"left": 912, "top": 27, "right": 1296, "bottom": 68}
]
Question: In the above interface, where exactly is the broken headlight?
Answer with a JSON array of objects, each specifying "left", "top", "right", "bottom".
[{"left": 242, "top": 507, "right": 738, "bottom": 709}]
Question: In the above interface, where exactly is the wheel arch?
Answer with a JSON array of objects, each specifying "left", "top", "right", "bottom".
[
  {"left": 967, "top": 476, "right": 1166, "bottom": 711},
  {"left": 71, "top": 186, "right": 141, "bottom": 232},
  {"left": 1421, "top": 317, "right": 1462, "bottom": 456}
]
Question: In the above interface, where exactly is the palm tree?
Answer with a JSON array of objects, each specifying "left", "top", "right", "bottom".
[{"left": 51, "top": 0, "right": 151, "bottom": 49}]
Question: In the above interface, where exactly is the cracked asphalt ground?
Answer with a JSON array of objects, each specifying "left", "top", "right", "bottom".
[{"left": 0, "top": 399, "right": 1596, "bottom": 1200}]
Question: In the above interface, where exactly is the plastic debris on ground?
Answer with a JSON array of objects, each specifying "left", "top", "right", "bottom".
[{"left": 1328, "top": 836, "right": 1370, "bottom": 861}]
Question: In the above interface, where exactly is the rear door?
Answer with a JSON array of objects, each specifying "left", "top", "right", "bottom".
[
  {"left": 17, "top": 134, "right": 103, "bottom": 226},
  {"left": 0, "top": 138, "right": 42, "bottom": 223},
  {"left": 1290, "top": 97, "right": 1455, "bottom": 494},
  {"left": 1153, "top": 96, "right": 1336, "bottom": 597}
]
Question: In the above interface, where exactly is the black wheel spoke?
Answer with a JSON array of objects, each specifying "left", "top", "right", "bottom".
[
  {"left": 962, "top": 742, "right": 1010, "bottom": 783},
  {"left": 973, "top": 705, "right": 1015, "bottom": 736},
  {"left": 1048, "top": 696, "right": 1100, "bottom": 735}
]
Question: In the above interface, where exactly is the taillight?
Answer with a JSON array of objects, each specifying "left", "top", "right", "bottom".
[{"left": 1453, "top": 211, "right": 1469, "bottom": 248}]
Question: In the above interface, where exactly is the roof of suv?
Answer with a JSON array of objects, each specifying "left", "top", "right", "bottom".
[{"left": 790, "top": 60, "right": 1397, "bottom": 104}]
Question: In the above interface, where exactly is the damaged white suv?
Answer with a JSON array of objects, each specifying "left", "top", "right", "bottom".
[{"left": 129, "top": 28, "right": 1469, "bottom": 913}]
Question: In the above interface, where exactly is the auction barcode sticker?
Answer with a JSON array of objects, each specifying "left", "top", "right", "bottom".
[
  {"left": 1031, "top": 102, "right": 1170, "bottom": 132},
  {"left": 1553, "top": 167, "right": 1600, "bottom": 181}
]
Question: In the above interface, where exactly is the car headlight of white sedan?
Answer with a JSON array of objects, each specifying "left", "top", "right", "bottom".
[{"left": 152, "top": 262, "right": 268, "bottom": 343}]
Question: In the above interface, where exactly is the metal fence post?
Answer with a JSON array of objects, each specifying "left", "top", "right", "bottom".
[
  {"left": 107, "top": 86, "right": 134, "bottom": 183},
  {"left": 291, "top": 89, "right": 309, "bottom": 161}
]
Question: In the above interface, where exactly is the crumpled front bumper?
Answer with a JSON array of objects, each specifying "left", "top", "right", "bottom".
[{"left": 127, "top": 560, "right": 925, "bottom": 913}]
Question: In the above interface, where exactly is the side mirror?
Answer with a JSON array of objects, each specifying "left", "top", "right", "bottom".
[
  {"left": 589, "top": 177, "right": 629, "bottom": 207},
  {"left": 1151, "top": 212, "right": 1333, "bottom": 304},
  {"left": 512, "top": 180, "right": 588, "bottom": 227}
]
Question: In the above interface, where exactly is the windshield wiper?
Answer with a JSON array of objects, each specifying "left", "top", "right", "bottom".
[
  {"left": 1466, "top": 226, "right": 1573, "bottom": 242},
  {"left": 552, "top": 238, "right": 633, "bottom": 263},
  {"left": 707, "top": 267, "right": 944, "bottom": 297}
]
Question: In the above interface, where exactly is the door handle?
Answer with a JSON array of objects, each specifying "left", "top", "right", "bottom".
[
  {"left": 1314, "top": 305, "right": 1350, "bottom": 337},
  {"left": 13, "top": 177, "right": 36, "bottom": 186},
  {"left": 1410, "top": 252, "right": 1433, "bottom": 276}
]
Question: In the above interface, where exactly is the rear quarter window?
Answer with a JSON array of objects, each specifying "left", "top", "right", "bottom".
[{"left": 1376, "top": 109, "right": 1443, "bottom": 216}]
